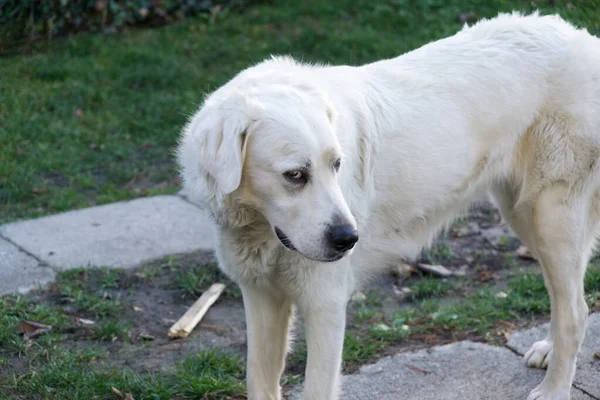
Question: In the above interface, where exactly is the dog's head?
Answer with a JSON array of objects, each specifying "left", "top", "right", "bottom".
[{"left": 177, "top": 57, "right": 358, "bottom": 262}]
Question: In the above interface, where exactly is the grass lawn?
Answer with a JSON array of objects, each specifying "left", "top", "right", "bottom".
[{"left": 1, "top": 0, "right": 600, "bottom": 223}]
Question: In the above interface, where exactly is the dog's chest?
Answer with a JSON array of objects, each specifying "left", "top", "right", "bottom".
[{"left": 215, "top": 226, "right": 317, "bottom": 295}]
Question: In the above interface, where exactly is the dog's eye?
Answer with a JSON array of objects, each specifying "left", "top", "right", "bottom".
[
  {"left": 333, "top": 158, "right": 341, "bottom": 172},
  {"left": 284, "top": 170, "right": 306, "bottom": 184}
]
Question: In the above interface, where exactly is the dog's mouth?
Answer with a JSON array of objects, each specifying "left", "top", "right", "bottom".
[
  {"left": 275, "top": 227, "right": 296, "bottom": 250},
  {"left": 274, "top": 227, "right": 347, "bottom": 263}
]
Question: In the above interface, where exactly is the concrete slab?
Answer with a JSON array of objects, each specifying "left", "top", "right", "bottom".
[
  {"left": 289, "top": 341, "right": 594, "bottom": 400},
  {"left": 0, "top": 195, "right": 215, "bottom": 270},
  {"left": 507, "top": 313, "right": 600, "bottom": 398},
  {"left": 0, "top": 237, "right": 54, "bottom": 295}
]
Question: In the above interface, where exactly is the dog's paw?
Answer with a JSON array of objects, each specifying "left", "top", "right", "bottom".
[
  {"left": 524, "top": 339, "right": 553, "bottom": 369},
  {"left": 526, "top": 384, "right": 570, "bottom": 400}
]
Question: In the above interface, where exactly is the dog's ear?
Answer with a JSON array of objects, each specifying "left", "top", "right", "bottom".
[{"left": 185, "top": 100, "right": 250, "bottom": 195}]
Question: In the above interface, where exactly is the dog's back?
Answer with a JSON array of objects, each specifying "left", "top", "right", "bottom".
[{"left": 347, "top": 13, "right": 600, "bottom": 272}]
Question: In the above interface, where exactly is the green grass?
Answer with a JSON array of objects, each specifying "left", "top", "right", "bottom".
[
  {"left": 406, "top": 275, "right": 457, "bottom": 301},
  {"left": 173, "top": 260, "right": 241, "bottom": 299},
  {"left": 92, "top": 319, "right": 131, "bottom": 342},
  {"left": 1, "top": 349, "right": 245, "bottom": 400},
  {"left": 55, "top": 268, "right": 127, "bottom": 317},
  {"left": 2, "top": 0, "right": 600, "bottom": 222}
]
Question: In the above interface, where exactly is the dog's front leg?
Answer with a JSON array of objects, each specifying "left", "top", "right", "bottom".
[
  {"left": 297, "top": 265, "right": 352, "bottom": 400},
  {"left": 241, "top": 283, "right": 293, "bottom": 400}
]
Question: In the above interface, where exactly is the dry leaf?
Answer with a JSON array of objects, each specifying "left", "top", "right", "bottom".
[
  {"left": 16, "top": 320, "right": 52, "bottom": 339},
  {"left": 32, "top": 187, "right": 48, "bottom": 194},
  {"left": 454, "top": 264, "right": 469, "bottom": 276},
  {"left": 390, "top": 263, "right": 415, "bottom": 278},
  {"left": 477, "top": 270, "right": 498, "bottom": 282},
  {"left": 111, "top": 387, "right": 135, "bottom": 400}
]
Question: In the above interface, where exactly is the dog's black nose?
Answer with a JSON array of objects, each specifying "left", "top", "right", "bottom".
[{"left": 327, "top": 225, "right": 359, "bottom": 252}]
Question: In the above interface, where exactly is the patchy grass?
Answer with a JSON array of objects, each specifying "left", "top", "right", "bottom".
[
  {"left": 2, "top": 0, "right": 599, "bottom": 222},
  {"left": 0, "top": 255, "right": 246, "bottom": 400},
  {"left": 2, "top": 250, "right": 600, "bottom": 396},
  {"left": 329, "top": 263, "right": 600, "bottom": 372},
  {"left": 405, "top": 275, "right": 458, "bottom": 301},
  {"left": 55, "top": 268, "right": 128, "bottom": 318}
]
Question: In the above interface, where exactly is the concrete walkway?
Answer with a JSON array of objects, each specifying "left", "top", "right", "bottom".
[
  {"left": 1, "top": 194, "right": 599, "bottom": 399},
  {"left": 0, "top": 194, "right": 214, "bottom": 294},
  {"left": 332, "top": 314, "right": 600, "bottom": 399}
]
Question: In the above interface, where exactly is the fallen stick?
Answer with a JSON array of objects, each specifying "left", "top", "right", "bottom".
[
  {"left": 168, "top": 283, "right": 226, "bottom": 339},
  {"left": 416, "top": 263, "right": 453, "bottom": 277},
  {"left": 406, "top": 363, "right": 431, "bottom": 375}
]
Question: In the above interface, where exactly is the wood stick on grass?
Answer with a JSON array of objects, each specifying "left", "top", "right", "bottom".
[{"left": 168, "top": 283, "right": 226, "bottom": 339}]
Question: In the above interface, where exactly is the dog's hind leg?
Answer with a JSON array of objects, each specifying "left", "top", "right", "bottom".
[
  {"left": 506, "top": 184, "right": 594, "bottom": 400},
  {"left": 240, "top": 284, "right": 293, "bottom": 400},
  {"left": 492, "top": 183, "right": 556, "bottom": 369}
]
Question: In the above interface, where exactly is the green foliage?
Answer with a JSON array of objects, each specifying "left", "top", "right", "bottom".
[{"left": 0, "top": 0, "right": 254, "bottom": 50}]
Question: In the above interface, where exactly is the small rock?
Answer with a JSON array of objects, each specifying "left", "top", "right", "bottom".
[
  {"left": 401, "top": 287, "right": 413, "bottom": 294},
  {"left": 452, "top": 225, "right": 470, "bottom": 237},
  {"left": 393, "top": 286, "right": 405, "bottom": 299},
  {"left": 495, "top": 291, "right": 508, "bottom": 299},
  {"left": 351, "top": 291, "right": 366, "bottom": 303},
  {"left": 467, "top": 222, "right": 481, "bottom": 235},
  {"left": 138, "top": 331, "right": 155, "bottom": 341},
  {"left": 374, "top": 324, "right": 390, "bottom": 332},
  {"left": 454, "top": 265, "right": 469, "bottom": 276},
  {"left": 594, "top": 352, "right": 600, "bottom": 360},
  {"left": 481, "top": 225, "right": 519, "bottom": 249}
]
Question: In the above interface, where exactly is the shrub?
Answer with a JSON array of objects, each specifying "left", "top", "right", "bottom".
[{"left": 0, "top": 0, "right": 255, "bottom": 51}]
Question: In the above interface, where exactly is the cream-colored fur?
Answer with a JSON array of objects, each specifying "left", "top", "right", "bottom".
[{"left": 177, "top": 12, "right": 600, "bottom": 400}]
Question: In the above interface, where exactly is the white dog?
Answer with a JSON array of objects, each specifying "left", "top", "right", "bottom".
[{"left": 177, "top": 12, "right": 600, "bottom": 400}]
